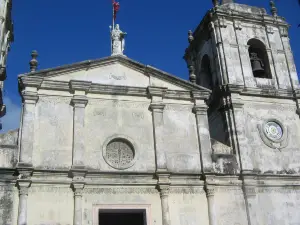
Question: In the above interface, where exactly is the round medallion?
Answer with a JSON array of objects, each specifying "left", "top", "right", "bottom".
[
  {"left": 264, "top": 121, "right": 283, "bottom": 141},
  {"left": 103, "top": 138, "right": 136, "bottom": 170}
]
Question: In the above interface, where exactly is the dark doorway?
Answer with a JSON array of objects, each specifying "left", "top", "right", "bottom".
[{"left": 99, "top": 210, "right": 146, "bottom": 225}]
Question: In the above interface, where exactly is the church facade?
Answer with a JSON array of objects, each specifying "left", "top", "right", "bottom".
[{"left": 0, "top": 1, "right": 300, "bottom": 225}]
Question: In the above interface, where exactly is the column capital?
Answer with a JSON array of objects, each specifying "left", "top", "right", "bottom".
[
  {"left": 205, "top": 186, "right": 216, "bottom": 197},
  {"left": 17, "top": 180, "right": 31, "bottom": 196},
  {"left": 21, "top": 91, "right": 39, "bottom": 104},
  {"left": 72, "top": 183, "right": 85, "bottom": 196},
  {"left": 158, "top": 185, "right": 170, "bottom": 198},
  {"left": 149, "top": 103, "right": 165, "bottom": 112},
  {"left": 243, "top": 186, "right": 257, "bottom": 198},
  {"left": 69, "top": 80, "right": 92, "bottom": 92},
  {"left": 191, "top": 91, "right": 210, "bottom": 102},
  {"left": 193, "top": 105, "right": 208, "bottom": 115},
  {"left": 71, "top": 95, "right": 88, "bottom": 108}
]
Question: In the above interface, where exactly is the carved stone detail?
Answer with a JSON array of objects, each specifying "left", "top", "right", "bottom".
[
  {"left": 103, "top": 135, "right": 138, "bottom": 170},
  {"left": 105, "top": 139, "right": 135, "bottom": 169}
]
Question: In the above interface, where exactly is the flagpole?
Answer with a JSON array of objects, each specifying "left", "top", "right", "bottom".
[{"left": 112, "top": 0, "right": 115, "bottom": 29}]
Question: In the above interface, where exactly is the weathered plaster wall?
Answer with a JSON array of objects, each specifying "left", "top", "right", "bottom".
[
  {"left": 84, "top": 98, "right": 155, "bottom": 172},
  {"left": 214, "top": 188, "right": 248, "bottom": 225},
  {"left": 34, "top": 96, "right": 73, "bottom": 169},
  {"left": 0, "top": 129, "right": 18, "bottom": 168},
  {"left": 27, "top": 186, "right": 74, "bottom": 224},
  {"left": 249, "top": 188, "right": 300, "bottom": 225},
  {"left": 169, "top": 189, "right": 209, "bottom": 225},
  {"left": 0, "top": 185, "right": 18, "bottom": 225},
  {"left": 163, "top": 104, "right": 200, "bottom": 173},
  {"left": 240, "top": 97, "right": 300, "bottom": 173}
]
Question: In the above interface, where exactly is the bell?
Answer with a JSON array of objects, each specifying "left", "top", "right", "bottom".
[{"left": 250, "top": 52, "right": 265, "bottom": 77}]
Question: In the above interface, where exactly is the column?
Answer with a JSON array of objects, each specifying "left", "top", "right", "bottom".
[
  {"left": 148, "top": 86, "right": 168, "bottom": 172},
  {"left": 18, "top": 91, "right": 39, "bottom": 167},
  {"left": 71, "top": 95, "right": 88, "bottom": 168},
  {"left": 205, "top": 185, "right": 217, "bottom": 225},
  {"left": 192, "top": 92, "right": 213, "bottom": 172},
  {"left": 72, "top": 183, "right": 85, "bottom": 225},
  {"left": 17, "top": 181, "right": 31, "bottom": 225}
]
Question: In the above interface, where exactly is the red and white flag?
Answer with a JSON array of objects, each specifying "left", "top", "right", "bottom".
[{"left": 112, "top": 0, "right": 120, "bottom": 21}]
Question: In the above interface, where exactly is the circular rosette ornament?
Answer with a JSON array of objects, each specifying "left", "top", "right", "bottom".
[{"left": 257, "top": 119, "right": 288, "bottom": 150}]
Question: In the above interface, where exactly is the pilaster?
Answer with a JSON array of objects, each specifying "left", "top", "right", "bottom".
[
  {"left": 72, "top": 183, "right": 85, "bottom": 225},
  {"left": 279, "top": 26, "right": 299, "bottom": 89},
  {"left": 70, "top": 80, "right": 91, "bottom": 169},
  {"left": 224, "top": 85, "right": 244, "bottom": 172},
  {"left": 17, "top": 180, "right": 31, "bottom": 225},
  {"left": 242, "top": 175, "right": 259, "bottom": 225},
  {"left": 148, "top": 86, "right": 168, "bottom": 172},
  {"left": 204, "top": 184, "right": 217, "bottom": 225},
  {"left": 192, "top": 91, "right": 213, "bottom": 173},
  {"left": 157, "top": 173, "right": 171, "bottom": 225},
  {"left": 18, "top": 91, "right": 39, "bottom": 168}
]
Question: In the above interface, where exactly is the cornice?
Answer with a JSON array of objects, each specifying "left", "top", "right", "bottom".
[
  {"left": 18, "top": 55, "right": 208, "bottom": 92},
  {"left": 19, "top": 76, "right": 43, "bottom": 89}
]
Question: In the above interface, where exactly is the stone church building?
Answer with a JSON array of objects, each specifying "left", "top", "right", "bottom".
[{"left": 1, "top": 0, "right": 300, "bottom": 224}]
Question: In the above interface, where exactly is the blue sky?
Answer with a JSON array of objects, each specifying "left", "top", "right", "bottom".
[{"left": 2, "top": 0, "right": 300, "bottom": 132}]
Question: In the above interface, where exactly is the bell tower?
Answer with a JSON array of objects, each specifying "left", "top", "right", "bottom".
[{"left": 184, "top": 1, "right": 300, "bottom": 175}]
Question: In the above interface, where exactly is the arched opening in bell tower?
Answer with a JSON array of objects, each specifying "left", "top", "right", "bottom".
[
  {"left": 197, "top": 54, "right": 214, "bottom": 89},
  {"left": 247, "top": 39, "right": 272, "bottom": 79}
]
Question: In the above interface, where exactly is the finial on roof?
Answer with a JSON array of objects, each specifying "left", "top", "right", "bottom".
[
  {"left": 29, "top": 50, "right": 38, "bottom": 72},
  {"left": 110, "top": 24, "right": 127, "bottom": 56},
  {"left": 212, "top": 0, "right": 219, "bottom": 7},
  {"left": 221, "top": 0, "right": 233, "bottom": 4},
  {"left": 270, "top": 1, "right": 278, "bottom": 17},
  {"left": 188, "top": 30, "right": 194, "bottom": 43}
]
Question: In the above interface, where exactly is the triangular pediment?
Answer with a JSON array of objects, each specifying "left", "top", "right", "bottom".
[{"left": 20, "top": 55, "right": 208, "bottom": 91}]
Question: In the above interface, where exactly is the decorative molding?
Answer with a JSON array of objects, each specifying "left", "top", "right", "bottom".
[
  {"left": 84, "top": 187, "right": 158, "bottom": 194},
  {"left": 169, "top": 187, "right": 205, "bottom": 194},
  {"left": 29, "top": 186, "right": 71, "bottom": 193}
]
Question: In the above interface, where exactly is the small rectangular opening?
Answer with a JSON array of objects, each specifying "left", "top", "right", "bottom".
[{"left": 99, "top": 209, "right": 146, "bottom": 225}]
